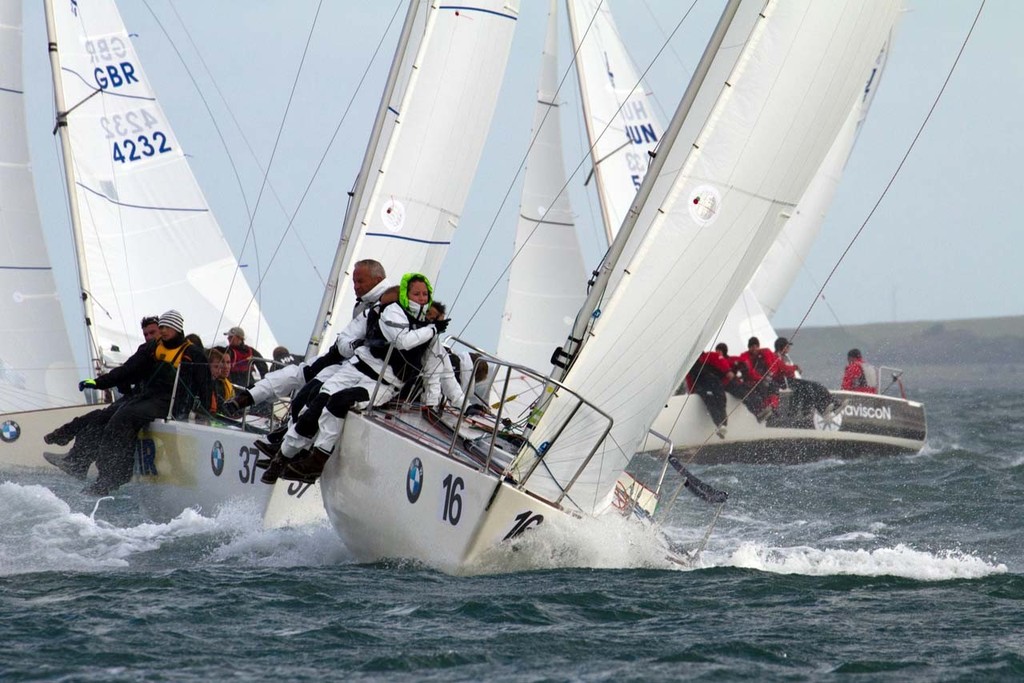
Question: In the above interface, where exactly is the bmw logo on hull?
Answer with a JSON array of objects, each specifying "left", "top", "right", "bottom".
[
  {"left": 1, "top": 420, "right": 21, "bottom": 443},
  {"left": 210, "top": 440, "right": 225, "bottom": 476},
  {"left": 406, "top": 458, "right": 423, "bottom": 503}
]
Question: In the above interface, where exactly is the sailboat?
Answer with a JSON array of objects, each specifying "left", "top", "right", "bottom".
[
  {"left": 646, "top": 33, "right": 928, "bottom": 463},
  {"left": 0, "top": 0, "right": 98, "bottom": 469},
  {"left": 0, "top": 0, "right": 298, "bottom": 517},
  {"left": 509, "top": 0, "right": 925, "bottom": 465},
  {"left": 318, "top": 0, "right": 902, "bottom": 574}
]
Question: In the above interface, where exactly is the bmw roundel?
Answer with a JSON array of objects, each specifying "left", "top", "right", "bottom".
[
  {"left": 406, "top": 457, "right": 423, "bottom": 503},
  {"left": 210, "top": 440, "right": 225, "bottom": 476},
  {"left": 1, "top": 420, "right": 21, "bottom": 443}
]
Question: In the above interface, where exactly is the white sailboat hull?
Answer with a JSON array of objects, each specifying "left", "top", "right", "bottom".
[
  {"left": 647, "top": 390, "right": 926, "bottom": 464},
  {"left": 0, "top": 404, "right": 97, "bottom": 470},
  {"left": 131, "top": 420, "right": 323, "bottom": 526},
  {"left": 320, "top": 411, "right": 577, "bottom": 575}
]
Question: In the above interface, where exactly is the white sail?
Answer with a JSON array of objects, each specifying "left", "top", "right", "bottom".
[
  {"left": 0, "top": 1, "right": 81, "bottom": 411},
  {"left": 321, "top": 1, "right": 519, "bottom": 346},
  {"left": 749, "top": 38, "right": 893, "bottom": 318},
  {"left": 517, "top": 0, "right": 901, "bottom": 514},
  {"left": 496, "top": 0, "right": 585, "bottom": 373},
  {"left": 49, "top": 0, "right": 277, "bottom": 364},
  {"left": 704, "top": 36, "right": 894, "bottom": 353},
  {"left": 567, "top": 0, "right": 664, "bottom": 243}
]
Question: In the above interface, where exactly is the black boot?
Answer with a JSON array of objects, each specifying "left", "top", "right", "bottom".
[
  {"left": 280, "top": 448, "right": 331, "bottom": 484},
  {"left": 43, "top": 426, "right": 75, "bottom": 446},
  {"left": 260, "top": 454, "right": 289, "bottom": 485},
  {"left": 266, "top": 425, "right": 287, "bottom": 444},
  {"left": 44, "top": 452, "right": 90, "bottom": 480},
  {"left": 253, "top": 440, "right": 280, "bottom": 459}
]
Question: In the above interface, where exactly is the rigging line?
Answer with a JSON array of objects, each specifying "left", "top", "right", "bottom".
[
  {"left": 789, "top": 1, "right": 987, "bottom": 344},
  {"left": 225, "top": 0, "right": 406, "bottom": 315},
  {"left": 160, "top": 1, "right": 326, "bottom": 285},
  {"left": 208, "top": 0, "right": 328, "bottom": 333},
  {"left": 142, "top": 0, "right": 265, "bottom": 337},
  {"left": 447, "top": 0, "right": 605, "bottom": 314},
  {"left": 453, "top": 0, "right": 701, "bottom": 330}
]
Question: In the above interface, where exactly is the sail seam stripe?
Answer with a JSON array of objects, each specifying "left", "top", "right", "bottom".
[
  {"left": 437, "top": 6, "right": 518, "bottom": 21},
  {"left": 364, "top": 232, "right": 451, "bottom": 246},
  {"left": 0, "top": 86, "right": 23, "bottom": 94},
  {"left": 75, "top": 182, "right": 209, "bottom": 213},
  {"left": 0, "top": 265, "right": 53, "bottom": 270}
]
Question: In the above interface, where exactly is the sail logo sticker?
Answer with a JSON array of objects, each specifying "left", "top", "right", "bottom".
[
  {"left": 406, "top": 457, "right": 423, "bottom": 503},
  {"left": 0, "top": 420, "right": 21, "bottom": 443},
  {"left": 210, "top": 441, "right": 225, "bottom": 476},
  {"left": 381, "top": 199, "right": 406, "bottom": 233},
  {"left": 689, "top": 185, "right": 721, "bottom": 226}
]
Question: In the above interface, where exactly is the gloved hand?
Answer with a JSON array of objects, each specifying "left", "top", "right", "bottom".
[
  {"left": 465, "top": 403, "right": 489, "bottom": 417},
  {"left": 432, "top": 318, "right": 450, "bottom": 334},
  {"left": 78, "top": 378, "right": 96, "bottom": 392}
]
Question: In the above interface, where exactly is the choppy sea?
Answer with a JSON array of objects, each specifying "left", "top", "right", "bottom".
[{"left": 1, "top": 386, "right": 1021, "bottom": 681}]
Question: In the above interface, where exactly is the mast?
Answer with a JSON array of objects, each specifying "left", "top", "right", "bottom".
[
  {"left": 304, "top": 0, "right": 421, "bottom": 360},
  {"left": 551, "top": 0, "right": 741, "bottom": 382},
  {"left": 43, "top": 0, "right": 101, "bottom": 375}
]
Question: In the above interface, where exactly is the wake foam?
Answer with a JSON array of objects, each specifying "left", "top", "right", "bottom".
[
  {"left": 0, "top": 482, "right": 348, "bottom": 576},
  {"left": 713, "top": 541, "right": 1007, "bottom": 580}
]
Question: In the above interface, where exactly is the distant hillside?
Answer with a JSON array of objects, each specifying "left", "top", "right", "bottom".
[{"left": 777, "top": 315, "right": 1024, "bottom": 391}]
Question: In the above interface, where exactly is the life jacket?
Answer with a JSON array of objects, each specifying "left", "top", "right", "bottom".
[
  {"left": 750, "top": 350, "right": 771, "bottom": 378},
  {"left": 210, "top": 377, "right": 235, "bottom": 412},
  {"left": 150, "top": 339, "right": 191, "bottom": 389},
  {"left": 364, "top": 303, "right": 431, "bottom": 384},
  {"left": 228, "top": 345, "right": 254, "bottom": 375}
]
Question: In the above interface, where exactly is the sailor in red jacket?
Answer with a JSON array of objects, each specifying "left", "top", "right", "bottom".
[
  {"left": 842, "top": 348, "right": 878, "bottom": 393},
  {"left": 685, "top": 348, "right": 733, "bottom": 435},
  {"left": 735, "top": 337, "right": 781, "bottom": 420}
]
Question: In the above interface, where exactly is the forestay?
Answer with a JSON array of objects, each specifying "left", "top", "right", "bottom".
[
  {"left": 322, "top": 1, "right": 519, "bottom": 347},
  {"left": 496, "top": 0, "right": 585, "bottom": 374},
  {"left": 0, "top": 1, "right": 81, "bottom": 410},
  {"left": 48, "top": 0, "right": 277, "bottom": 364},
  {"left": 516, "top": 0, "right": 901, "bottom": 514}
]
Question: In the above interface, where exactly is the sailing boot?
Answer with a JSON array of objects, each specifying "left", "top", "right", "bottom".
[
  {"left": 253, "top": 439, "right": 281, "bottom": 465},
  {"left": 44, "top": 452, "right": 90, "bottom": 480},
  {"left": 266, "top": 425, "right": 288, "bottom": 444},
  {"left": 260, "top": 453, "right": 291, "bottom": 485},
  {"left": 43, "top": 425, "right": 75, "bottom": 446},
  {"left": 280, "top": 447, "right": 331, "bottom": 484}
]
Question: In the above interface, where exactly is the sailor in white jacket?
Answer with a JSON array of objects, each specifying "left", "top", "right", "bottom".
[
  {"left": 275, "top": 273, "right": 448, "bottom": 482},
  {"left": 226, "top": 261, "right": 391, "bottom": 412}
]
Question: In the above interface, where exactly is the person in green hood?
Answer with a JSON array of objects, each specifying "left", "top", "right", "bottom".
[{"left": 262, "top": 273, "right": 455, "bottom": 484}]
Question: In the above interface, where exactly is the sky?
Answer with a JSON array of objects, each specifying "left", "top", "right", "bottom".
[{"left": 19, "top": 0, "right": 1022, "bottom": 363}]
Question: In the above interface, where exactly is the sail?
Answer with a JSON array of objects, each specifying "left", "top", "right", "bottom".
[
  {"left": 496, "top": 0, "right": 585, "bottom": 374},
  {"left": 749, "top": 37, "right": 893, "bottom": 318},
  {"left": 0, "top": 1, "right": 81, "bottom": 411},
  {"left": 567, "top": 0, "right": 664, "bottom": 243},
  {"left": 517, "top": 0, "right": 901, "bottom": 514},
  {"left": 708, "top": 35, "right": 894, "bottom": 353},
  {"left": 49, "top": 0, "right": 277, "bottom": 364},
  {"left": 321, "top": 1, "right": 519, "bottom": 346}
]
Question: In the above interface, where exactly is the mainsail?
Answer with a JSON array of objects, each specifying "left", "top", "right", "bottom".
[
  {"left": 0, "top": 0, "right": 80, "bottom": 410},
  {"left": 47, "top": 0, "right": 278, "bottom": 366},
  {"left": 516, "top": 0, "right": 901, "bottom": 514},
  {"left": 315, "top": 1, "right": 520, "bottom": 351}
]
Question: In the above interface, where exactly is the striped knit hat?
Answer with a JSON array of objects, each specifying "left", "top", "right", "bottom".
[{"left": 158, "top": 309, "right": 185, "bottom": 334}]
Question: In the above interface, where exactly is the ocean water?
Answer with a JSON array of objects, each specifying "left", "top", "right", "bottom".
[{"left": 1, "top": 387, "right": 1021, "bottom": 681}]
